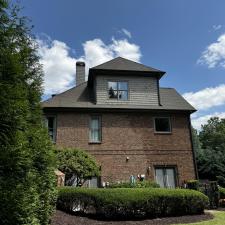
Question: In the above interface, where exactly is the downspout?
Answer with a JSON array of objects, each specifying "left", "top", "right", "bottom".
[
  {"left": 157, "top": 78, "right": 162, "bottom": 106},
  {"left": 188, "top": 114, "right": 199, "bottom": 180}
]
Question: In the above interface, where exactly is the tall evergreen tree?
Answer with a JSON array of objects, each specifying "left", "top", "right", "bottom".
[{"left": 0, "top": 1, "right": 56, "bottom": 224}]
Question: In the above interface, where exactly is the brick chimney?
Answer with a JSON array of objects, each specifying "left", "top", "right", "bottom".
[{"left": 76, "top": 61, "right": 85, "bottom": 86}]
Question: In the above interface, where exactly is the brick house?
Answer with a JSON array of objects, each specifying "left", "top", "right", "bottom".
[{"left": 42, "top": 57, "right": 197, "bottom": 188}]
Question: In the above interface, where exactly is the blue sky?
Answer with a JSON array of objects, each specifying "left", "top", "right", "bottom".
[{"left": 19, "top": 0, "right": 225, "bottom": 129}]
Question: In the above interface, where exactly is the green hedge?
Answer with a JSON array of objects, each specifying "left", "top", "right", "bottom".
[
  {"left": 109, "top": 180, "right": 160, "bottom": 188},
  {"left": 57, "top": 187, "right": 209, "bottom": 219}
]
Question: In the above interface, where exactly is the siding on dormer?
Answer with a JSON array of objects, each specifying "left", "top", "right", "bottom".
[{"left": 96, "top": 75, "right": 159, "bottom": 105}]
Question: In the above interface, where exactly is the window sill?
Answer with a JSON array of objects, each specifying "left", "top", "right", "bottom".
[
  {"left": 89, "top": 141, "right": 102, "bottom": 144},
  {"left": 154, "top": 131, "right": 172, "bottom": 135},
  {"left": 107, "top": 99, "right": 129, "bottom": 102}
]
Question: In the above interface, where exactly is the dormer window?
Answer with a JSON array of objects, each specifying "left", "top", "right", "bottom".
[{"left": 108, "top": 81, "right": 128, "bottom": 101}]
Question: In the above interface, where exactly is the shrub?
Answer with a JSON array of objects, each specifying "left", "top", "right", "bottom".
[
  {"left": 186, "top": 180, "right": 199, "bottom": 190},
  {"left": 57, "top": 187, "right": 209, "bottom": 219},
  {"left": 187, "top": 180, "right": 219, "bottom": 209},
  {"left": 219, "top": 187, "right": 225, "bottom": 199},
  {"left": 56, "top": 148, "right": 100, "bottom": 186},
  {"left": 109, "top": 180, "right": 160, "bottom": 188},
  {"left": 219, "top": 187, "right": 225, "bottom": 207}
]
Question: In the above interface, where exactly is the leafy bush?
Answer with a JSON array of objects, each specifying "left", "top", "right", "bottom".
[
  {"left": 109, "top": 180, "right": 160, "bottom": 188},
  {"left": 57, "top": 187, "right": 209, "bottom": 219},
  {"left": 219, "top": 187, "right": 225, "bottom": 199},
  {"left": 219, "top": 187, "right": 225, "bottom": 207},
  {"left": 186, "top": 180, "right": 199, "bottom": 190},
  {"left": 56, "top": 148, "right": 100, "bottom": 186}
]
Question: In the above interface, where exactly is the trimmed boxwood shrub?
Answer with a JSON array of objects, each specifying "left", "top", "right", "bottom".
[
  {"left": 186, "top": 180, "right": 199, "bottom": 190},
  {"left": 57, "top": 187, "right": 209, "bottom": 219},
  {"left": 109, "top": 180, "right": 160, "bottom": 188}
]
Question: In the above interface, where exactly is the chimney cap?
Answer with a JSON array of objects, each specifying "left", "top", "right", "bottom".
[{"left": 76, "top": 61, "right": 85, "bottom": 66}]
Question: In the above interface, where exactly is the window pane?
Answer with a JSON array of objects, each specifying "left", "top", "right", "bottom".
[
  {"left": 48, "top": 117, "right": 54, "bottom": 129},
  {"left": 91, "top": 118, "right": 99, "bottom": 129},
  {"left": 91, "top": 130, "right": 100, "bottom": 142},
  {"left": 90, "top": 117, "right": 101, "bottom": 142},
  {"left": 47, "top": 117, "right": 56, "bottom": 142},
  {"left": 118, "top": 82, "right": 128, "bottom": 90},
  {"left": 108, "top": 81, "right": 117, "bottom": 90},
  {"left": 155, "top": 168, "right": 165, "bottom": 188},
  {"left": 89, "top": 177, "right": 98, "bottom": 188},
  {"left": 165, "top": 168, "right": 176, "bottom": 188},
  {"left": 118, "top": 91, "right": 128, "bottom": 100},
  {"left": 108, "top": 89, "right": 118, "bottom": 99},
  {"left": 155, "top": 118, "right": 171, "bottom": 132}
]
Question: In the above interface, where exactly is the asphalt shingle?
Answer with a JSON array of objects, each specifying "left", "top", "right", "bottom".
[{"left": 42, "top": 82, "right": 196, "bottom": 112}]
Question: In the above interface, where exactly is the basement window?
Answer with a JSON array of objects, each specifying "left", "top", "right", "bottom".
[
  {"left": 108, "top": 81, "right": 128, "bottom": 100},
  {"left": 154, "top": 117, "right": 171, "bottom": 133},
  {"left": 89, "top": 116, "right": 101, "bottom": 143}
]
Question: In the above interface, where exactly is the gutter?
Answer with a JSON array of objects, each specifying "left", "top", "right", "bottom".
[{"left": 188, "top": 115, "right": 199, "bottom": 180}]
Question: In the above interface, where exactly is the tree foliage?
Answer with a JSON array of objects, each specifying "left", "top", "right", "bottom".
[
  {"left": 193, "top": 117, "right": 225, "bottom": 185},
  {"left": 56, "top": 148, "right": 100, "bottom": 186},
  {"left": 0, "top": 1, "right": 56, "bottom": 224}
]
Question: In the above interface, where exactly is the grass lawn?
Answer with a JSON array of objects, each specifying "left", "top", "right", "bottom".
[{"left": 174, "top": 211, "right": 225, "bottom": 225}]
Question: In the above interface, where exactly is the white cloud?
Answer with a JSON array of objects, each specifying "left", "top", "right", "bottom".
[
  {"left": 82, "top": 38, "right": 141, "bottom": 69},
  {"left": 212, "top": 24, "right": 222, "bottom": 31},
  {"left": 198, "top": 33, "right": 225, "bottom": 68},
  {"left": 82, "top": 39, "right": 114, "bottom": 71},
  {"left": 121, "top": 28, "right": 132, "bottom": 38},
  {"left": 37, "top": 35, "right": 142, "bottom": 95},
  {"left": 111, "top": 38, "right": 141, "bottom": 62},
  {"left": 37, "top": 39, "right": 77, "bottom": 95},
  {"left": 191, "top": 112, "right": 225, "bottom": 130},
  {"left": 183, "top": 84, "right": 225, "bottom": 110}
]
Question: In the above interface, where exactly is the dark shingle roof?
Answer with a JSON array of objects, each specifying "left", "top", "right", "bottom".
[
  {"left": 88, "top": 57, "right": 166, "bottom": 86},
  {"left": 91, "top": 57, "right": 165, "bottom": 73},
  {"left": 42, "top": 82, "right": 196, "bottom": 112}
]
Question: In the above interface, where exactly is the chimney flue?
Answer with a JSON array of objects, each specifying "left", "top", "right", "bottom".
[{"left": 76, "top": 61, "right": 85, "bottom": 86}]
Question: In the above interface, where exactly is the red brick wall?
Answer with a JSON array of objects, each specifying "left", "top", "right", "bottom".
[{"left": 53, "top": 111, "right": 196, "bottom": 185}]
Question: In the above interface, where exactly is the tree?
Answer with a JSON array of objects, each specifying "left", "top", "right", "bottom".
[
  {"left": 0, "top": 1, "right": 56, "bottom": 224},
  {"left": 56, "top": 148, "right": 100, "bottom": 186},
  {"left": 197, "top": 117, "right": 225, "bottom": 184}
]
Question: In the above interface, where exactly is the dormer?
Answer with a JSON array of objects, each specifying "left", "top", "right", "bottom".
[{"left": 87, "top": 57, "right": 165, "bottom": 106}]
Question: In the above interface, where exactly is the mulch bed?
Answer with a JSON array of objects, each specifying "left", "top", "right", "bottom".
[{"left": 51, "top": 210, "right": 214, "bottom": 225}]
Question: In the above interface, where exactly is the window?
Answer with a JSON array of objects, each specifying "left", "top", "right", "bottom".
[
  {"left": 155, "top": 167, "right": 177, "bottom": 188},
  {"left": 154, "top": 117, "right": 171, "bottom": 133},
  {"left": 108, "top": 81, "right": 128, "bottom": 100},
  {"left": 89, "top": 116, "right": 101, "bottom": 143},
  {"left": 45, "top": 116, "right": 56, "bottom": 142},
  {"left": 88, "top": 177, "right": 99, "bottom": 188}
]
